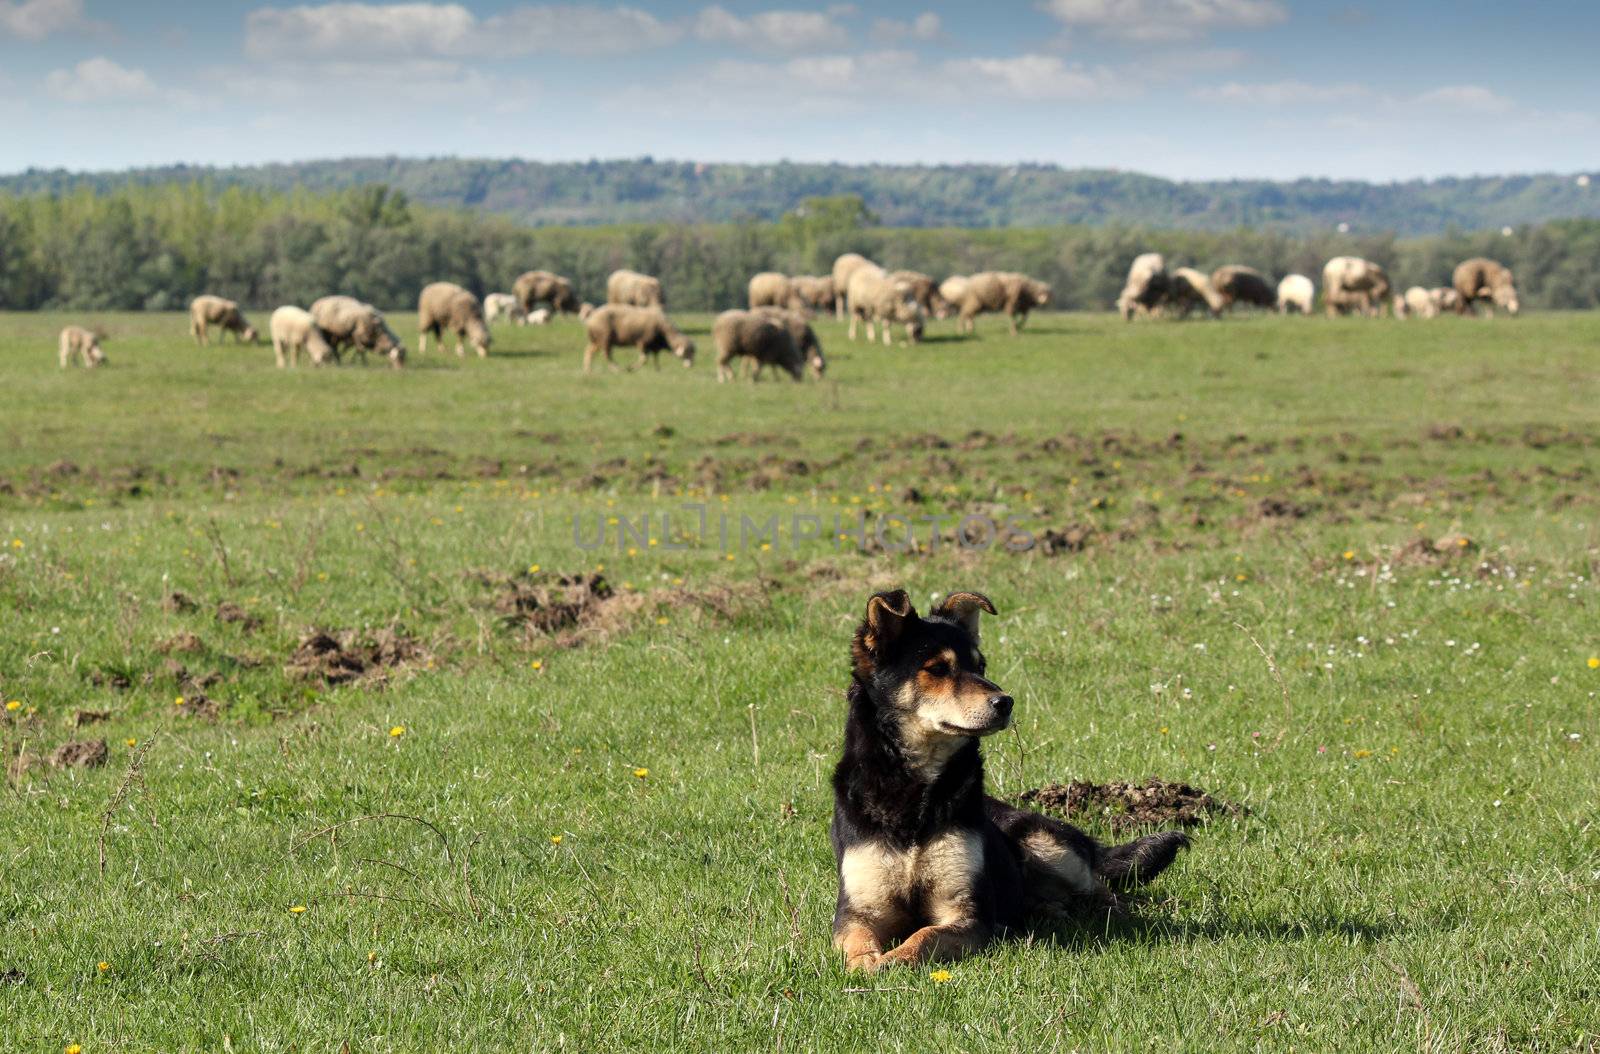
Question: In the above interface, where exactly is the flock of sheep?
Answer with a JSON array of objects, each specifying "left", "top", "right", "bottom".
[
  {"left": 53, "top": 250, "right": 1519, "bottom": 373},
  {"left": 1116, "top": 253, "right": 1521, "bottom": 321}
]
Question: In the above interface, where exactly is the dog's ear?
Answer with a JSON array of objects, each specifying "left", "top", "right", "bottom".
[
  {"left": 851, "top": 589, "right": 917, "bottom": 675},
  {"left": 932, "top": 591, "right": 996, "bottom": 644}
]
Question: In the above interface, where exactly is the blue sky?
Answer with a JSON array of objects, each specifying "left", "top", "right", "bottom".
[{"left": 1, "top": 0, "right": 1595, "bottom": 180}]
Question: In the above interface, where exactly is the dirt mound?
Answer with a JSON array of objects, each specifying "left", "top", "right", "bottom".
[
  {"left": 1017, "top": 778, "right": 1242, "bottom": 835},
  {"left": 485, "top": 570, "right": 762, "bottom": 649},
  {"left": 1033, "top": 524, "right": 1095, "bottom": 555},
  {"left": 215, "top": 601, "right": 262, "bottom": 633},
  {"left": 156, "top": 631, "right": 205, "bottom": 654},
  {"left": 285, "top": 626, "right": 428, "bottom": 687},
  {"left": 1396, "top": 534, "right": 1477, "bottom": 565},
  {"left": 72, "top": 710, "right": 110, "bottom": 727},
  {"left": 161, "top": 591, "right": 197, "bottom": 614},
  {"left": 51, "top": 739, "right": 109, "bottom": 769}
]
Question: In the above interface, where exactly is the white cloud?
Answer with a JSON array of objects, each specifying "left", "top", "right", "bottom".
[
  {"left": 45, "top": 57, "right": 159, "bottom": 104},
  {"left": 1040, "top": 0, "right": 1287, "bottom": 42},
  {"left": 1192, "top": 80, "right": 1371, "bottom": 106},
  {"left": 1413, "top": 85, "right": 1515, "bottom": 116},
  {"left": 870, "top": 12, "right": 941, "bottom": 43},
  {"left": 0, "top": 0, "right": 97, "bottom": 39},
  {"left": 946, "top": 54, "right": 1124, "bottom": 101},
  {"left": 245, "top": 2, "right": 680, "bottom": 59},
  {"left": 692, "top": 5, "right": 849, "bottom": 52}
]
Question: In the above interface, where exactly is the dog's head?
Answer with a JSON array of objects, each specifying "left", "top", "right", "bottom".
[{"left": 851, "top": 589, "right": 1013, "bottom": 743}]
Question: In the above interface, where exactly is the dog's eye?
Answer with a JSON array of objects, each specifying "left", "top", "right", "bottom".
[{"left": 925, "top": 660, "right": 951, "bottom": 678}]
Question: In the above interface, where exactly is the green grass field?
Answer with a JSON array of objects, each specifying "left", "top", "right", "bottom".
[{"left": 2, "top": 309, "right": 1597, "bottom": 1052}]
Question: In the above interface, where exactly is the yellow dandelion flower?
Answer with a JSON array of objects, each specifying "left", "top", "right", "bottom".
[
  {"left": 530, "top": 660, "right": 544, "bottom": 671},
  {"left": 528, "top": 563, "right": 541, "bottom": 574},
  {"left": 550, "top": 834, "right": 563, "bottom": 845},
  {"left": 1352, "top": 749, "right": 1373, "bottom": 759},
  {"left": 389, "top": 725, "right": 406, "bottom": 738},
  {"left": 97, "top": 961, "right": 109, "bottom": 972},
  {"left": 1235, "top": 573, "right": 1247, "bottom": 582},
  {"left": 929, "top": 969, "right": 952, "bottom": 983},
  {"left": 125, "top": 738, "right": 136, "bottom": 748},
  {"left": 1159, "top": 726, "right": 1169, "bottom": 735},
  {"left": 1588, "top": 656, "right": 1599, "bottom": 670},
  {"left": 289, "top": 904, "right": 307, "bottom": 914},
  {"left": 656, "top": 616, "right": 670, "bottom": 625},
  {"left": 1341, "top": 550, "right": 1355, "bottom": 561},
  {"left": 367, "top": 950, "right": 377, "bottom": 964},
  {"left": 725, "top": 553, "right": 735, "bottom": 561},
  {"left": 65, "top": 1045, "right": 82, "bottom": 1054},
  {"left": 633, "top": 767, "right": 649, "bottom": 779},
  {"left": 5, "top": 700, "right": 19, "bottom": 712},
  {"left": 174, "top": 696, "right": 185, "bottom": 707}
]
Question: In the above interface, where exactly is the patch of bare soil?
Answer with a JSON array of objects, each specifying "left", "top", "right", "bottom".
[
  {"left": 215, "top": 601, "right": 262, "bottom": 633},
  {"left": 483, "top": 570, "right": 763, "bottom": 648},
  {"left": 162, "top": 591, "right": 198, "bottom": 614},
  {"left": 285, "top": 626, "right": 429, "bottom": 687},
  {"left": 1395, "top": 534, "right": 1477, "bottom": 565},
  {"left": 72, "top": 710, "right": 110, "bottom": 727},
  {"left": 1017, "top": 778, "right": 1243, "bottom": 835},
  {"left": 1033, "top": 524, "right": 1095, "bottom": 555},
  {"left": 51, "top": 739, "right": 109, "bottom": 769},
  {"left": 156, "top": 631, "right": 205, "bottom": 654}
]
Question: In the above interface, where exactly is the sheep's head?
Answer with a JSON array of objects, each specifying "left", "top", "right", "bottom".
[
  {"left": 87, "top": 342, "right": 107, "bottom": 367},
  {"left": 1029, "top": 281, "right": 1053, "bottom": 307},
  {"left": 241, "top": 325, "right": 260, "bottom": 344},
  {"left": 673, "top": 335, "right": 696, "bottom": 366},
  {"left": 1492, "top": 273, "right": 1519, "bottom": 315}
]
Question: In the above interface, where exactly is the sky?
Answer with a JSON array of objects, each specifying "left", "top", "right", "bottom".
[{"left": 0, "top": 0, "right": 1596, "bottom": 181}]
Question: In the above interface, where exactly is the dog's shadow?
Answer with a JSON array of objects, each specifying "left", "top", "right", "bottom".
[{"left": 1023, "top": 905, "right": 1407, "bottom": 951}]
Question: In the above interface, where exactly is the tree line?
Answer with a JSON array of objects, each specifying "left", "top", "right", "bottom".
[
  {"left": 4, "top": 158, "right": 1596, "bottom": 235},
  {"left": 2, "top": 184, "right": 1598, "bottom": 314}
]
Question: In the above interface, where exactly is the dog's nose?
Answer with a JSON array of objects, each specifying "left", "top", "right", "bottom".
[{"left": 989, "top": 694, "right": 1014, "bottom": 717}]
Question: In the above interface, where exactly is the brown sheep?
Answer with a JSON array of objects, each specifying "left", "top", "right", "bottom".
[
  {"left": 1167, "top": 268, "right": 1225, "bottom": 319},
  {"left": 752, "top": 306, "right": 826, "bottom": 379},
  {"left": 846, "top": 265, "right": 925, "bottom": 346},
  {"left": 58, "top": 325, "right": 106, "bottom": 368},
  {"left": 953, "top": 271, "right": 1051, "bottom": 336},
  {"left": 748, "top": 272, "right": 800, "bottom": 311},
  {"left": 713, "top": 309, "right": 805, "bottom": 383},
  {"left": 1210, "top": 265, "right": 1277, "bottom": 312},
  {"left": 789, "top": 275, "right": 837, "bottom": 314},
  {"left": 606, "top": 269, "right": 665, "bottom": 308},
  {"left": 831, "top": 253, "right": 875, "bottom": 320},
  {"left": 270, "top": 306, "right": 335, "bottom": 368},
  {"left": 1452, "top": 257, "right": 1519, "bottom": 317},
  {"left": 418, "top": 281, "right": 491, "bottom": 357},
  {"left": 888, "top": 270, "right": 948, "bottom": 318},
  {"left": 189, "top": 295, "right": 258, "bottom": 346},
  {"left": 581, "top": 304, "right": 694, "bottom": 373},
  {"left": 512, "top": 270, "right": 580, "bottom": 315},
  {"left": 309, "top": 295, "right": 406, "bottom": 368}
]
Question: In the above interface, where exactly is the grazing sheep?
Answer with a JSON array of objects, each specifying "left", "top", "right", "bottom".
[
  {"left": 1276, "top": 274, "right": 1315, "bottom": 315},
  {"left": 953, "top": 271, "right": 1051, "bottom": 336},
  {"left": 581, "top": 304, "right": 694, "bottom": 373},
  {"left": 831, "top": 253, "right": 875, "bottom": 320},
  {"left": 1430, "top": 287, "right": 1462, "bottom": 314},
  {"left": 189, "top": 295, "right": 258, "bottom": 346},
  {"left": 578, "top": 302, "right": 597, "bottom": 320},
  {"left": 752, "top": 306, "right": 826, "bottom": 379},
  {"left": 1211, "top": 265, "right": 1276, "bottom": 312},
  {"left": 1400, "top": 287, "right": 1433, "bottom": 319},
  {"left": 713, "top": 309, "right": 807, "bottom": 383},
  {"left": 58, "top": 325, "right": 106, "bottom": 368},
  {"left": 1392, "top": 293, "right": 1411, "bottom": 319},
  {"left": 418, "top": 281, "right": 491, "bottom": 357},
  {"left": 1322, "top": 256, "right": 1391, "bottom": 317},
  {"left": 790, "top": 275, "right": 837, "bottom": 315},
  {"left": 606, "top": 269, "right": 665, "bottom": 308},
  {"left": 269, "top": 306, "right": 336, "bottom": 368},
  {"left": 526, "top": 307, "right": 552, "bottom": 325},
  {"left": 512, "top": 270, "right": 580, "bottom": 315},
  {"left": 484, "top": 292, "right": 527, "bottom": 326},
  {"left": 1168, "top": 267, "right": 1225, "bottom": 319},
  {"left": 1117, "top": 253, "right": 1169, "bottom": 320},
  {"left": 939, "top": 276, "right": 971, "bottom": 313},
  {"left": 846, "top": 265, "right": 925, "bottom": 346},
  {"left": 1452, "top": 257, "right": 1519, "bottom": 317},
  {"left": 888, "top": 270, "right": 948, "bottom": 319},
  {"left": 748, "top": 272, "right": 800, "bottom": 311},
  {"left": 309, "top": 295, "right": 406, "bottom": 368}
]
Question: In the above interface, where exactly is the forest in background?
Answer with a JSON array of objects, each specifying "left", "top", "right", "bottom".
[
  {"left": 3, "top": 158, "right": 1597, "bottom": 235},
  {"left": 3, "top": 183, "right": 1598, "bottom": 314}
]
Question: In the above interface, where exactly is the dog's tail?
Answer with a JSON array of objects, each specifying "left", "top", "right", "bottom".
[{"left": 1097, "top": 831, "right": 1189, "bottom": 890}]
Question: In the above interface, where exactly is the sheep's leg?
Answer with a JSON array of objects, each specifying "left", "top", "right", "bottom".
[
  {"left": 419, "top": 330, "right": 429, "bottom": 355},
  {"left": 881, "top": 321, "right": 892, "bottom": 347},
  {"left": 848, "top": 312, "right": 859, "bottom": 341}
]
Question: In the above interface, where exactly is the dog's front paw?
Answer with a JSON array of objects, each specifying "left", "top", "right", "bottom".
[{"left": 844, "top": 951, "right": 882, "bottom": 973}]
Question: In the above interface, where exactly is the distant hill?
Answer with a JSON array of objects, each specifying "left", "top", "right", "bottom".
[{"left": 2, "top": 158, "right": 1596, "bottom": 235}]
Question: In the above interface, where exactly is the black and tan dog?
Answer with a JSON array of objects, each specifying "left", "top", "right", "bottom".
[{"left": 831, "top": 589, "right": 1189, "bottom": 972}]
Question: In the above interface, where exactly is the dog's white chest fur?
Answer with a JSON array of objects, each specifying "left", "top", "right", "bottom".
[{"left": 839, "top": 830, "right": 984, "bottom": 926}]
